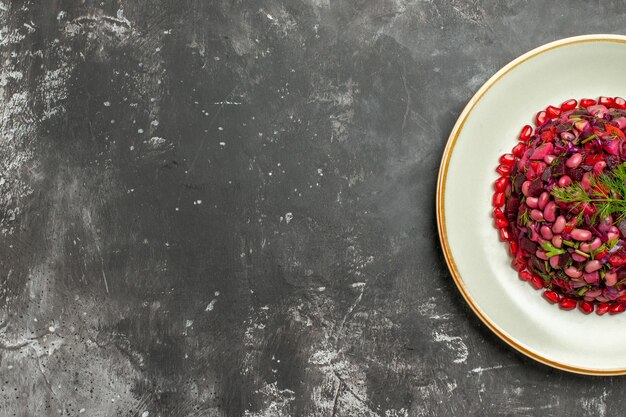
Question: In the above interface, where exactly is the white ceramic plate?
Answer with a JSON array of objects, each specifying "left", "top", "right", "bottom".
[{"left": 437, "top": 34, "right": 626, "bottom": 375}]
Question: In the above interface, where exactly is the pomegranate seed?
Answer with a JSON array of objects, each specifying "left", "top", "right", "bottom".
[
  {"left": 493, "top": 207, "right": 505, "bottom": 220},
  {"left": 512, "top": 143, "right": 526, "bottom": 157},
  {"left": 560, "top": 99, "right": 577, "bottom": 111},
  {"left": 578, "top": 300, "right": 594, "bottom": 314},
  {"left": 596, "top": 303, "right": 610, "bottom": 315},
  {"left": 546, "top": 105, "right": 561, "bottom": 118},
  {"left": 495, "top": 218, "right": 508, "bottom": 228},
  {"left": 494, "top": 177, "right": 509, "bottom": 192},
  {"left": 512, "top": 257, "right": 526, "bottom": 271},
  {"left": 493, "top": 192, "right": 505, "bottom": 207},
  {"left": 496, "top": 164, "right": 512, "bottom": 176},
  {"left": 609, "top": 302, "right": 625, "bottom": 314},
  {"left": 519, "top": 125, "right": 532, "bottom": 141},
  {"left": 599, "top": 96, "right": 614, "bottom": 107},
  {"left": 499, "top": 153, "right": 515, "bottom": 166},
  {"left": 559, "top": 298, "right": 577, "bottom": 310},
  {"left": 543, "top": 290, "right": 560, "bottom": 304},
  {"left": 499, "top": 227, "right": 510, "bottom": 241},
  {"left": 580, "top": 98, "right": 596, "bottom": 107},
  {"left": 535, "top": 110, "right": 548, "bottom": 126},
  {"left": 530, "top": 275, "right": 543, "bottom": 289},
  {"left": 614, "top": 97, "right": 626, "bottom": 109},
  {"left": 519, "top": 270, "right": 532, "bottom": 281},
  {"left": 508, "top": 241, "right": 518, "bottom": 256}
]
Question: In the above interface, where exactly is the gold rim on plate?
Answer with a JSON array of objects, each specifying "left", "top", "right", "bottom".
[{"left": 436, "top": 34, "right": 626, "bottom": 376}]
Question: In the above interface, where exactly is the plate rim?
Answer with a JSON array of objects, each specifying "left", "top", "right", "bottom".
[{"left": 436, "top": 33, "right": 626, "bottom": 376}]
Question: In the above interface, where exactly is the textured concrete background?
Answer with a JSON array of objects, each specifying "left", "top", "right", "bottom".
[{"left": 0, "top": 0, "right": 624, "bottom": 416}]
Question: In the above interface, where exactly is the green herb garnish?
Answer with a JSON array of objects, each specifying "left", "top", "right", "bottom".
[
  {"left": 551, "top": 162, "right": 626, "bottom": 222},
  {"left": 540, "top": 241, "right": 566, "bottom": 257}
]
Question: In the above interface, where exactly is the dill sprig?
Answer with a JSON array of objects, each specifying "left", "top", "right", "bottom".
[{"left": 551, "top": 162, "right": 626, "bottom": 222}]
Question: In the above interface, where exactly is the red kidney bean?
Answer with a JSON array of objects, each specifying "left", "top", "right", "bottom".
[
  {"left": 543, "top": 201, "right": 556, "bottom": 222},
  {"left": 571, "top": 228, "right": 592, "bottom": 241},
  {"left": 572, "top": 252, "right": 587, "bottom": 262},
  {"left": 614, "top": 97, "right": 626, "bottom": 109},
  {"left": 557, "top": 175, "right": 572, "bottom": 187},
  {"left": 574, "top": 120, "right": 590, "bottom": 131},
  {"left": 607, "top": 231, "right": 620, "bottom": 241},
  {"left": 590, "top": 237, "right": 602, "bottom": 251},
  {"left": 499, "top": 228, "right": 510, "bottom": 241},
  {"left": 609, "top": 225, "right": 619, "bottom": 235},
  {"left": 530, "top": 209, "right": 544, "bottom": 221},
  {"left": 565, "top": 153, "right": 582, "bottom": 168},
  {"left": 560, "top": 131, "right": 575, "bottom": 141},
  {"left": 551, "top": 235, "right": 563, "bottom": 248},
  {"left": 544, "top": 154, "right": 555, "bottom": 164},
  {"left": 552, "top": 216, "right": 566, "bottom": 234},
  {"left": 540, "top": 225, "right": 553, "bottom": 240},
  {"left": 519, "top": 270, "right": 533, "bottom": 281},
  {"left": 581, "top": 172, "right": 592, "bottom": 191},
  {"left": 593, "top": 161, "right": 607, "bottom": 175},
  {"left": 584, "top": 260, "right": 602, "bottom": 273},
  {"left": 580, "top": 242, "right": 591, "bottom": 253},
  {"left": 605, "top": 270, "right": 618, "bottom": 286},
  {"left": 526, "top": 196, "right": 539, "bottom": 208},
  {"left": 536, "top": 250, "right": 548, "bottom": 261},
  {"left": 522, "top": 181, "right": 531, "bottom": 196},
  {"left": 538, "top": 191, "right": 549, "bottom": 210},
  {"left": 564, "top": 266, "right": 583, "bottom": 278},
  {"left": 549, "top": 255, "right": 560, "bottom": 269}
]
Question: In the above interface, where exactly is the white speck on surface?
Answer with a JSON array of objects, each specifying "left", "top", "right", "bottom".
[
  {"left": 141, "top": 412, "right": 149, "bottom": 417},
  {"left": 205, "top": 299, "right": 217, "bottom": 312},
  {"left": 219, "top": 142, "right": 226, "bottom": 146},
  {"left": 185, "top": 320, "right": 193, "bottom": 328},
  {"left": 103, "top": 101, "right": 111, "bottom": 106},
  {"left": 284, "top": 212, "right": 293, "bottom": 224}
]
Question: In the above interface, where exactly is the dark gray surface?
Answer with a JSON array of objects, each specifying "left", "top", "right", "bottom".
[{"left": 0, "top": 1, "right": 622, "bottom": 416}]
